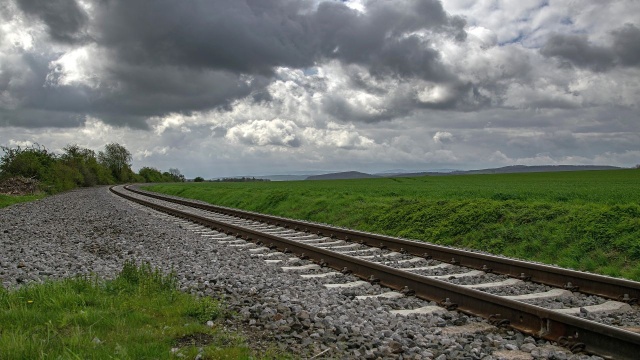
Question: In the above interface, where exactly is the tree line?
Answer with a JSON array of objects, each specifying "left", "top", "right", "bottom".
[{"left": 0, "top": 143, "right": 184, "bottom": 194}]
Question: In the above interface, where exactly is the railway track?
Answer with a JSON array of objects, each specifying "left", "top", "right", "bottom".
[{"left": 111, "top": 185, "right": 640, "bottom": 359}]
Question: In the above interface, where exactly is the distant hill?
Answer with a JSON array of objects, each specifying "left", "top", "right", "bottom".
[
  {"left": 254, "top": 175, "right": 308, "bottom": 181},
  {"left": 233, "top": 165, "right": 625, "bottom": 182},
  {"left": 306, "top": 171, "right": 380, "bottom": 180},
  {"left": 447, "top": 165, "right": 622, "bottom": 175},
  {"left": 251, "top": 170, "right": 336, "bottom": 181},
  {"left": 376, "top": 165, "right": 622, "bottom": 178},
  {"left": 375, "top": 169, "right": 457, "bottom": 176},
  {"left": 379, "top": 172, "right": 431, "bottom": 178},
  {"left": 374, "top": 165, "right": 622, "bottom": 178}
]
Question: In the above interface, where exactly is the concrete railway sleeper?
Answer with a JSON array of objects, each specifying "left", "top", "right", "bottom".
[{"left": 111, "top": 185, "right": 640, "bottom": 359}]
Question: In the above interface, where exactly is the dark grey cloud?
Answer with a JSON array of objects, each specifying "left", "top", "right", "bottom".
[
  {"left": 18, "top": 53, "right": 92, "bottom": 112},
  {"left": 313, "top": 0, "right": 464, "bottom": 81},
  {"left": 92, "top": 0, "right": 317, "bottom": 75},
  {"left": 0, "top": 108, "right": 85, "bottom": 127},
  {"left": 0, "top": 51, "right": 94, "bottom": 127},
  {"left": 89, "top": 66, "right": 262, "bottom": 121},
  {"left": 540, "top": 33, "right": 615, "bottom": 71},
  {"left": 0, "top": 48, "right": 261, "bottom": 128},
  {"left": 81, "top": 67, "right": 264, "bottom": 128},
  {"left": 321, "top": 76, "right": 495, "bottom": 124},
  {"left": 541, "top": 24, "right": 640, "bottom": 71},
  {"left": 15, "top": 0, "right": 88, "bottom": 43},
  {"left": 4, "top": 0, "right": 467, "bottom": 129},
  {"left": 321, "top": 86, "right": 464, "bottom": 124},
  {"left": 612, "top": 24, "right": 640, "bottom": 67},
  {"left": 92, "top": 0, "right": 464, "bottom": 81},
  {"left": 320, "top": 96, "right": 394, "bottom": 123}
]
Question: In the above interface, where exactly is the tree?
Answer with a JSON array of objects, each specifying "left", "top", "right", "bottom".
[
  {"left": 139, "top": 167, "right": 187, "bottom": 183},
  {"left": 139, "top": 167, "right": 164, "bottom": 183},
  {"left": 168, "top": 168, "right": 185, "bottom": 182},
  {"left": 98, "top": 143, "right": 133, "bottom": 182},
  {"left": 61, "top": 144, "right": 114, "bottom": 186},
  {"left": 193, "top": 176, "right": 205, "bottom": 182}
]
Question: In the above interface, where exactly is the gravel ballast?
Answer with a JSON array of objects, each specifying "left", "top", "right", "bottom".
[{"left": 0, "top": 187, "right": 609, "bottom": 359}]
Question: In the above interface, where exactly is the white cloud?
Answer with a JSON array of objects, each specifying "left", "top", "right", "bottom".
[
  {"left": 2, "top": 22, "right": 34, "bottom": 51},
  {"left": 433, "top": 131, "right": 454, "bottom": 144},
  {"left": 441, "top": 0, "right": 549, "bottom": 44},
  {"left": 226, "top": 119, "right": 301, "bottom": 147},
  {"left": 467, "top": 26, "right": 497, "bottom": 48},
  {"left": 45, "top": 45, "right": 101, "bottom": 88},
  {"left": 417, "top": 84, "right": 456, "bottom": 104},
  {"left": 150, "top": 113, "right": 190, "bottom": 135},
  {"left": 7, "top": 139, "right": 35, "bottom": 148},
  {"left": 303, "top": 122, "right": 374, "bottom": 149},
  {"left": 342, "top": 0, "right": 366, "bottom": 13}
]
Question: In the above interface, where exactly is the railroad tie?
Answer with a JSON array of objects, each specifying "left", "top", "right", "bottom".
[
  {"left": 552, "top": 301, "right": 632, "bottom": 315},
  {"left": 356, "top": 291, "right": 405, "bottom": 300},
  {"left": 324, "top": 281, "right": 370, "bottom": 289},
  {"left": 390, "top": 306, "right": 447, "bottom": 316}
]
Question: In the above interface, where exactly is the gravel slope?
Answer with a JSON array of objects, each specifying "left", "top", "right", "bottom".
[{"left": 0, "top": 187, "right": 604, "bottom": 360}]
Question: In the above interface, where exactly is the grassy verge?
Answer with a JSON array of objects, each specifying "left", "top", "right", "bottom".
[
  {"left": 0, "top": 193, "right": 45, "bottom": 209},
  {"left": 0, "top": 261, "right": 286, "bottom": 359},
  {"left": 143, "top": 170, "right": 640, "bottom": 280}
]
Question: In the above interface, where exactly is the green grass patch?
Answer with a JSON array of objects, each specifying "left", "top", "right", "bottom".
[
  {"left": 144, "top": 169, "right": 640, "bottom": 280},
  {"left": 0, "top": 193, "right": 45, "bottom": 209},
  {"left": 0, "top": 261, "right": 286, "bottom": 359}
]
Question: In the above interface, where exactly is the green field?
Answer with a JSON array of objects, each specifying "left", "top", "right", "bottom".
[{"left": 144, "top": 170, "right": 640, "bottom": 281}]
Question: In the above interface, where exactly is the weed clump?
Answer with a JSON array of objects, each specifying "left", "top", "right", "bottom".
[{"left": 0, "top": 262, "right": 258, "bottom": 359}]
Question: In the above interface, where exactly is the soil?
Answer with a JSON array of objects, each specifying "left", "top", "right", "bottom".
[{"left": 0, "top": 176, "right": 39, "bottom": 195}]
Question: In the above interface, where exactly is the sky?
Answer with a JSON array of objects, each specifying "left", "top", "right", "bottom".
[{"left": 1, "top": 0, "right": 639, "bottom": 178}]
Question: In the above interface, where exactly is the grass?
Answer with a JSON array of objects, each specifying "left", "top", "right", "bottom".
[
  {"left": 0, "top": 261, "right": 287, "bottom": 359},
  {"left": 0, "top": 194, "right": 45, "bottom": 209},
  {"left": 144, "top": 169, "right": 640, "bottom": 281}
]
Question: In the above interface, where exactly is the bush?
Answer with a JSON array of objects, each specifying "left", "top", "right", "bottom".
[
  {"left": 0, "top": 144, "right": 56, "bottom": 182},
  {"left": 45, "top": 162, "right": 82, "bottom": 193}
]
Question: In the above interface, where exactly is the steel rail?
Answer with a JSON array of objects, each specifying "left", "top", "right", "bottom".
[
  {"left": 112, "top": 185, "right": 640, "bottom": 359},
  {"left": 125, "top": 185, "right": 640, "bottom": 303}
]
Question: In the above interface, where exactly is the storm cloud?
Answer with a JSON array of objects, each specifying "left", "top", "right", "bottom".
[
  {"left": 15, "top": 0, "right": 88, "bottom": 43},
  {"left": 90, "top": 0, "right": 464, "bottom": 76},
  {"left": 541, "top": 24, "right": 640, "bottom": 71},
  {"left": 3, "top": 0, "right": 468, "bottom": 128},
  {"left": 1, "top": 0, "right": 639, "bottom": 176},
  {"left": 612, "top": 24, "right": 640, "bottom": 67}
]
